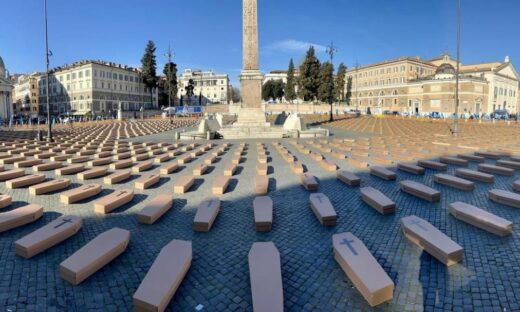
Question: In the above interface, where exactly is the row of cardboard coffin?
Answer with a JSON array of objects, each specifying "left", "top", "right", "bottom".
[
  {"left": 2, "top": 218, "right": 450, "bottom": 310},
  {"left": 143, "top": 211, "right": 505, "bottom": 311}
]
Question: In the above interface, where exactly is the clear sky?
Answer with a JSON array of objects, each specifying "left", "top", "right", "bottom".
[{"left": 1, "top": 0, "right": 519, "bottom": 86}]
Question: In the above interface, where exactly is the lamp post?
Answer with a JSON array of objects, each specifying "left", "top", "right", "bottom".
[
  {"left": 164, "top": 45, "right": 174, "bottom": 121},
  {"left": 453, "top": 0, "right": 461, "bottom": 136},
  {"left": 326, "top": 41, "right": 337, "bottom": 122},
  {"left": 44, "top": 0, "right": 53, "bottom": 141},
  {"left": 355, "top": 60, "right": 359, "bottom": 112}
]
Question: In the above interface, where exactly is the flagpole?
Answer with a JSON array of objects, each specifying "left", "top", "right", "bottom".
[{"left": 44, "top": 0, "right": 53, "bottom": 141}]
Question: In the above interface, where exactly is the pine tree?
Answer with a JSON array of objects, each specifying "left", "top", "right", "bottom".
[
  {"left": 163, "top": 62, "right": 178, "bottom": 106},
  {"left": 284, "top": 59, "right": 296, "bottom": 103},
  {"left": 317, "top": 62, "right": 335, "bottom": 103},
  {"left": 262, "top": 80, "right": 274, "bottom": 101},
  {"left": 273, "top": 80, "right": 286, "bottom": 102},
  {"left": 335, "top": 63, "right": 347, "bottom": 102},
  {"left": 140, "top": 40, "right": 158, "bottom": 108},
  {"left": 345, "top": 76, "right": 353, "bottom": 105},
  {"left": 297, "top": 46, "right": 321, "bottom": 101}
]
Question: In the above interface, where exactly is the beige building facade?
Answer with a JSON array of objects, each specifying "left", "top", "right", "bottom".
[
  {"left": 13, "top": 73, "right": 39, "bottom": 116},
  {"left": 346, "top": 53, "right": 519, "bottom": 115},
  {"left": 177, "top": 69, "right": 230, "bottom": 104},
  {"left": 38, "top": 60, "right": 158, "bottom": 117}
]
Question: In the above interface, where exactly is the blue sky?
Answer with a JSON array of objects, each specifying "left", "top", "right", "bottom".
[{"left": 1, "top": 0, "right": 519, "bottom": 86}]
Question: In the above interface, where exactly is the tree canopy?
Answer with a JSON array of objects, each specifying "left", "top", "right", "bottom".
[
  {"left": 297, "top": 46, "right": 321, "bottom": 101},
  {"left": 284, "top": 59, "right": 297, "bottom": 102},
  {"left": 162, "top": 61, "right": 178, "bottom": 106},
  {"left": 262, "top": 79, "right": 285, "bottom": 102},
  {"left": 335, "top": 63, "right": 347, "bottom": 102},
  {"left": 140, "top": 40, "right": 158, "bottom": 107},
  {"left": 317, "top": 62, "right": 335, "bottom": 103}
]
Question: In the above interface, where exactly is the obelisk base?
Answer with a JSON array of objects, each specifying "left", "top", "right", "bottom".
[
  {"left": 235, "top": 107, "right": 270, "bottom": 128},
  {"left": 235, "top": 69, "right": 269, "bottom": 127}
]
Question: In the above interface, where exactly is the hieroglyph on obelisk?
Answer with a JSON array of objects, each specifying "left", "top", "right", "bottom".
[
  {"left": 239, "top": 0, "right": 264, "bottom": 110},
  {"left": 243, "top": 0, "right": 259, "bottom": 70}
]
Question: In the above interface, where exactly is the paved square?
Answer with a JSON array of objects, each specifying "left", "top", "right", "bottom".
[{"left": 0, "top": 118, "right": 519, "bottom": 311}]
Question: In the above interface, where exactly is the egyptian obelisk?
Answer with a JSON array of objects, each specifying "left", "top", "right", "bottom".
[{"left": 236, "top": 0, "right": 269, "bottom": 127}]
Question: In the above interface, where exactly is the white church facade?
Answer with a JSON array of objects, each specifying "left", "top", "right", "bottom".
[{"left": 0, "top": 56, "right": 12, "bottom": 121}]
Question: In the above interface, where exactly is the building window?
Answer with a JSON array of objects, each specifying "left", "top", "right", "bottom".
[{"left": 86, "top": 70, "right": 90, "bottom": 77}]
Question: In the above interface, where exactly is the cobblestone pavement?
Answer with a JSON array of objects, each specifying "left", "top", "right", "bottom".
[{"left": 1, "top": 129, "right": 520, "bottom": 311}]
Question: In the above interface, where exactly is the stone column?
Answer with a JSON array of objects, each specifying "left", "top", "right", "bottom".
[{"left": 238, "top": 0, "right": 266, "bottom": 122}]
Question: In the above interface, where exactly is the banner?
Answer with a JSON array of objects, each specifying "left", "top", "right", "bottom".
[{"left": 174, "top": 106, "right": 202, "bottom": 114}]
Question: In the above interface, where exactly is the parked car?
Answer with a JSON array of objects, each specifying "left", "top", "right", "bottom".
[
  {"left": 491, "top": 109, "right": 510, "bottom": 120},
  {"left": 382, "top": 110, "right": 392, "bottom": 115},
  {"left": 429, "top": 112, "right": 443, "bottom": 119},
  {"left": 345, "top": 109, "right": 361, "bottom": 117}
]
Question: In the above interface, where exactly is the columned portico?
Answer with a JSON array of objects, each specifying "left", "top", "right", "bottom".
[{"left": 0, "top": 56, "right": 13, "bottom": 120}]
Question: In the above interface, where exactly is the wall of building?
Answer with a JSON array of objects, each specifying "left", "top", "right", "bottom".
[
  {"left": 344, "top": 55, "right": 518, "bottom": 115},
  {"left": 13, "top": 75, "right": 39, "bottom": 116},
  {"left": 38, "top": 61, "right": 157, "bottom": 117},
  {"left": 177, "top": 69, "right": 229, "bottom": 104}
]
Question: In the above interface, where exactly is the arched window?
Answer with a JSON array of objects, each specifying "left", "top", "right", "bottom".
[{"left": 392, "top": 90, "right": 398, "bottom": 95}]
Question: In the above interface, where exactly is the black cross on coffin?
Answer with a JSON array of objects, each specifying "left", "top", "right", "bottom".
[
  {"left": 54, "top": 218, "right": 73, "bottom": 229},
  {"left": 340, "top": 238, "right": 358, "bottom": 256},
  {"left": 410, "top": 219, "right": 428, "bottom": 231}
]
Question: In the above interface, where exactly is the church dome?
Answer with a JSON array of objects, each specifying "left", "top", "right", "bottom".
[{"left": 435, "top": 63, "right": 456, "bottom": 75}]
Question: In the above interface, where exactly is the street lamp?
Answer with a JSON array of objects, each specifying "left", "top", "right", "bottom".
[
  {"left": 44, "top": 0, "right": 53, "bottom": 141},
  {"left": 355, "top": 60, "right": 359, "bottom": 112},
  {"left": 453, "top": 0, "right": 462, "bottom": 136},
  {"left": 164, "top": 45, "right": 174, "bottom": 121},
  {"left": 326, "top": 41, "right": 338, "bottom": 122}
]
